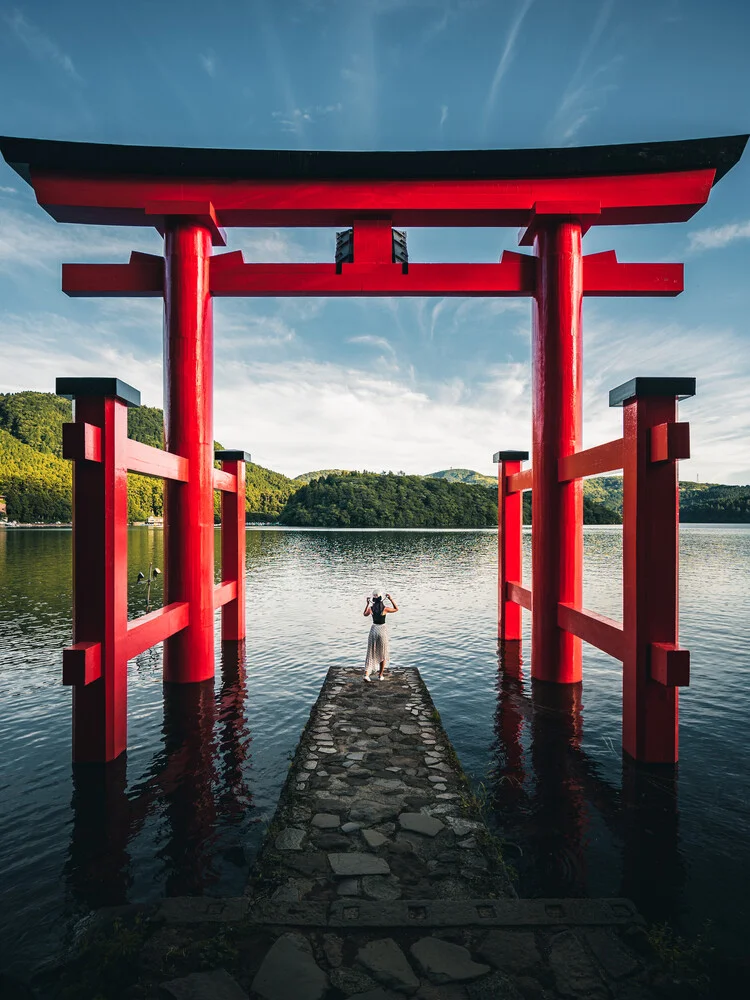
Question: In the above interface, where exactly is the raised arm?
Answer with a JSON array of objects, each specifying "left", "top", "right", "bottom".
[
  {"left": 384, "top": 593, "right": 398, "bottom": 613},
  {"left": 363, "top": 596, "right": 372, "bottom": 617}
]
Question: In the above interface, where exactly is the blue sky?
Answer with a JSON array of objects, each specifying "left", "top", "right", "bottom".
[{"left": 0, "top": 0, "right": 748, "bottom": 482}]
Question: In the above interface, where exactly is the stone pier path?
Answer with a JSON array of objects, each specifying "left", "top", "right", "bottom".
[
  {"left": 44, "top": 666, "right": 674, "bottom": 1000},
  {"left": 250, "top": 664, "right": 514, "bottom": 908}
]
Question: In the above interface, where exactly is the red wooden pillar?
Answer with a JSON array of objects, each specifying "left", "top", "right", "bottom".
[
  {"left": 163, "top": 221, "right": 215, "bottom": 683},
  {"left": 58, "top": 377, "right": 140, "bottom": 762},
  {"left": 614, "top": 377, "right": 693, "bottom": 763},
  {"left": 494, "top": 449, "right": 528, "bottom": 643},
  {"left": 530, "top": 220, "right": 584, "bottom": 684},
  {"left": 216, "top": 450, "right": 250, "bottom": 641}
]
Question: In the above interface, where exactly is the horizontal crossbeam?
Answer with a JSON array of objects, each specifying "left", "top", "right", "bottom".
[
  {"left": 213, "top": 468, "right": 238, "bottom": 493},
  {"left": 507, "top": 582, "right": 532, "bottom": 610},
  {"left": 557, "top": 603, "right": 625, "bottom": 661},
  {"left": 214, "top": 580, "right": 238, "bottom": 609},
  {"left": 35, "top": 167, "right": 716, "bottom": 228},
  {"left": 507, "top": 468, "right": 533, "bottom": 493},
  {"left": 125, "top": 601, "right": 190, "bottom": 660},
  {"left": 558, "top": 439, "right": 624, "bottom": 482},
  {"left": 62, "top": 250, "right": 684, "bottom": 299},
  {"left": 126, "top": 440, "right": 188, "bottom": 481}
]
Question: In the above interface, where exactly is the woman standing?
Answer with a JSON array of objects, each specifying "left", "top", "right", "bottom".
[{"left": 363, "top": 587, "right": 399, "bottom": 682}]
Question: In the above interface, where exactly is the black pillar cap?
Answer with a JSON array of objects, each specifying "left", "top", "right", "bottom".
[
  {"left": 215, "top": 449, "right": 252, "bottom": 463},
  {"left": 609, "top": 377, "right": 696, "bottom": 408},
  {"left": 56, "top": 377, "right": 141, "bottom": 407},
  {"left": 493, "top": 450, "right": 529, "bottom": 463}
]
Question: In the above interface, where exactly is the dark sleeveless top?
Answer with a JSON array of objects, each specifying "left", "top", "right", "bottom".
[{"left": 371, "top": 600, "right": 386, "bottom": 625}]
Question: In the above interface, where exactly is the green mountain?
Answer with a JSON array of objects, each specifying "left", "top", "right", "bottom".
[
  {"left": 0, "top": 391, "right": 295, "bottom": 523},
  {"left": 427, "top": 468, "right": 497, "bottom": 487},
  {"left": 294, "top": 469, "right": 360, "bottom": 484},
  {"left": 2, "top": 393, "right": 746, "bottom": 524},
  {"left": 280, "top": 472, "right": 498, "bottom": 528}
]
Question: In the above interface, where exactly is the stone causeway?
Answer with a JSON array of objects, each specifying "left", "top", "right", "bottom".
[{"left": 43, "top": 665, "right": 677, "bottom": 999}]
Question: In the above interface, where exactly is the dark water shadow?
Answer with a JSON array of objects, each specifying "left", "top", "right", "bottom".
[
  {"left": 64, "top": 642, "right": 253, "bottom": 910},
  {"left": 488, "top": 641, "right": 685, "bottom": 926}
]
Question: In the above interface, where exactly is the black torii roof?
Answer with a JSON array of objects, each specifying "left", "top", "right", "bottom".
[{"left": 0, "top": 133, "right": 747, "bottom": 184}]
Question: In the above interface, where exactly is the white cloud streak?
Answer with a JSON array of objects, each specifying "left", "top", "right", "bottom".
[
  {"left": 439, "top": 104, "right": 448, "bottom": 128},
  {"left": 3, "top": 9, "right": 82, "bottom": 82},
  {"left": 688, "top": 220, "right": 750, "bottom": 252},
  {"left": 546, "top": 0, "right": 619, "bottom": 144},
  {"left": 482, "top": 0, "right": 534, "bottom": 131},
  {"left": 199, "top": 51, "right": 216, "bottom": 77},
  {"left": 271, "top": 102, "right": 343, "bottom": 133}
]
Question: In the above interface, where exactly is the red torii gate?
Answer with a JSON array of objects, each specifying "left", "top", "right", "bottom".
[{"left": 0, "top": 133, "right": 745, "bottom": 765}]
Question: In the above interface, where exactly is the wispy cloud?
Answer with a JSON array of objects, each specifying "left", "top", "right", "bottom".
[
  {"left": 271, "top": 102, "right": 343, "bottom": 133},
  {"left": 199, "top": 51, "right": 216, "bottom": 77},
  {"left": 546, "top": 0, "right": 620, "bottom": 143},
  {"left": 3, "top": 9, "right": 82, "bottom": 82},
  {"left": 482, "top": 0, "right": 534, "bottom": 132},
  {"left": 439, "top": 104, "right": 448, "bottom": 128},
  {"left": 0, "top": 206, "right": 161, "bottom": 273},
  {"left": 0, "top": 186, "right": 17, "bottom": 195},
  {"left": 347, "top": 334, "right": 397, "bottom": 355},
  {"left": 688, "top": 220, "right": 750, "bottom": 252}
]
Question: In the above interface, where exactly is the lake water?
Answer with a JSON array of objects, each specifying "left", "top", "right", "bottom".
[{"left": 1, "top": 525, "right": 749, "bottom": 981}]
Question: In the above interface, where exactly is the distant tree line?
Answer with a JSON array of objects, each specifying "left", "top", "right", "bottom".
[{"left": 1, "top": 391, "right": 748, "bottom": 524}]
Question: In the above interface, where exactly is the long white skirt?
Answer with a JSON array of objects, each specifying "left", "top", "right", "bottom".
[{"left": 364, "top": 622, "right": 390, "bottom": 675}]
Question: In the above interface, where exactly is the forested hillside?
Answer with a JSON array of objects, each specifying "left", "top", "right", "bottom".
[
  {"left": 1, "top": 391, "right": 746, "bottom": 524},
  {"left": 280, "top": 473, "right": 498, "bottom": 528},
  {"left": 0, "top": 391, "right": 294, "bottom": 523}
]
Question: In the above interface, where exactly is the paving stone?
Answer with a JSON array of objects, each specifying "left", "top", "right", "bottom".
[
  {"left": 342, "top": 822, "right": 362, "bottom": 833},
  {"left": 252, "top": 931, "right": 328, "bottom": 1000},
  {"left": 323, "top": 932, "right": 344, "bottom": 968},
  {"left": 311, "top": 813, "right": 340, "bottom": 828},
  {"left": 410, "top": 939, "right": 490, "bottom": 984},
  {"left": 337, "top": 878, "right": 361, "bottom": 896},
  {"left": 444, "top": 818, "right": 482, "bottom": 837},
  {"left": 361, "top": 874, "right": 402, "bottom": 900},
  {"left": 317, "top": 798, "right": 351, "bottom": 812},
  {"left": 329, "top": 853, "right": 391, "bottom": 876},
  {"left": 160, "top": 968, "right": 248, "bottom": 999},
  {"left": 318, "top": 747, "right": 337, "bottom": 754},
  {"left": 367, "top": 727, "right": 391, "bottom": 736},
  {"left": 428, "top": 775, "right": 446, "bottom": 783},
  {"left": 284, "top": 852, "right": 329, "bottom": 876},
  {"left": 330, "top": 966, "right": 380, "bottom": 995},
  {"left": 349, "top": 801, "right": 400, "bottom": 824},
  {"left": 476, "top": 930, "right": 542, "bottom": 974},
  {"left": 356, "top": 938, "right": 420, "bottom": 994},
  {"left": 429, "top": 762, "right": 453, "bottom": 774},
  {"left": 399, "top": 813, "right": 446, "bottom": 837},
  {"left": 548, "top": 930, "right": 608, "bottom": 999},
  {"left": 275, "top": 827, "right": 306, "bottom": 851},
  {"left": 584, "top": 929, "right": 641, "bottom": 980},
  {"left": 348, "top": 990, "right": 401, "bottom": 1000},
  {"left": 314, "top": 832, "right": 353, "bottom": 850},
  {"left": 347, "top": 752, "right": 366, "bottom": 761},
  {"left": 465, "top": 970, "right": 525, "bottom": 999},
  {"left": 271, "top": 878, "right": 313, "bottom": 903},
  {"left": 399, "top": 724, "right": 421, "bottom": 735},
  {"left": 362, "top": 829, "right": 389, "bottom": 849}
]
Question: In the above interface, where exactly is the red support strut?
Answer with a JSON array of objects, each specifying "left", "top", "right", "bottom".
[
  {"left": 216, "top": 450, "right": 250, "bottom": 642},
  {"left": 494, "top": 450, "right": 528, "bottom": 643},
  {"left": 163, "top": 222, "right": 215, "bottom": 684},
  {"left": 59, "top": 379, "right": 138, "bottom": 762},
  {"left": 616, "top": 377, "right": 694, "bottom": 763},
  {"left": 531, "top": 219, "right": 583, "bottom": 684}
]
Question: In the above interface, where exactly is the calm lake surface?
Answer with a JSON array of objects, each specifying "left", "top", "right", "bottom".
[{"left": 1, "top": 525, "right": 749, "bottom": 978}]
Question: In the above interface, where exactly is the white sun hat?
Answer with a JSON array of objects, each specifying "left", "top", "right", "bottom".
[{"left": 372, "top": 586, "right": 384, "bottom": 599}]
